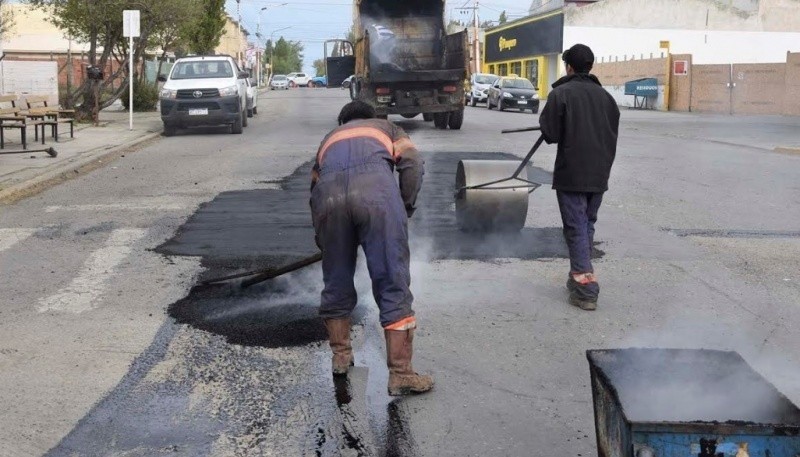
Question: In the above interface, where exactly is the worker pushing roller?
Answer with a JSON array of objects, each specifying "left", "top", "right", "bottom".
[
  {"left": 311, "top": 100, "right": 433, "bottom": 396},
  {"left": 539, "top": 44, "right": 620, "bottom": 311}
]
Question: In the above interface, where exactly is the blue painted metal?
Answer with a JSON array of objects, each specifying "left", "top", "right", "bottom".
[
  {"left": 587, "top": 349, "right": 800, "bottom": 457},
  {"left": 624, "top": 78, "right": 659, "bottom": 97},
  {"left": 633, "top": 431, "right": 799, "bottom": 456}
]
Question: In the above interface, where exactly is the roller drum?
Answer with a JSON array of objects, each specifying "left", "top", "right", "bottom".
[{"left": 455, "top": 160, "right": 531, "bottom": 232}]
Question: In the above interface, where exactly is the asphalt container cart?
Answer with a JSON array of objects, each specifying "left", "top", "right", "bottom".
[{"left": 587, "top": 348, "right": 800, "bottom": 457}]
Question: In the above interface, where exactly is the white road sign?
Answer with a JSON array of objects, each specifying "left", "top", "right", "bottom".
[{"left": 123, "top": 10, "right": 140, "bottom": 38}]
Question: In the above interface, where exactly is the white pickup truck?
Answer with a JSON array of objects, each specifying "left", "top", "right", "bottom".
[
  {"left": 158, "top": 55, "right": 249, "bottom": 136},
  {"left": 287, "top": 72, "right": 310, "bottom": 87}
]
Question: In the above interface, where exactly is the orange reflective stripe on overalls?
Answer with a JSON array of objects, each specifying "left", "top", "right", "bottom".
[
  {"left": 392, "top": 137, "right": 414, "bottom": 160},
  {"left": 317, "top": 126, "right": 394, "bottom": 165},
  {"left": 384, "top": 316, "right": 416, "bottom": 331}
]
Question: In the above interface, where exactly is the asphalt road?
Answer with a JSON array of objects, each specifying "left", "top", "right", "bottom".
[{"left": 1, "top": 87, "right": 799, "bottom": 456}]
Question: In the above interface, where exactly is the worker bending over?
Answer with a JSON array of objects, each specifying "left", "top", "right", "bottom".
[
  {"left": 539, "top": 44, "right": 620, "bottom": 310},
  {"left": 311, "top": 100, "right": 433, "bottom": 395}
]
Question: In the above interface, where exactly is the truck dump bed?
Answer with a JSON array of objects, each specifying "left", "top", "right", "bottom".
[{"left": 356, "top": 0, "right": 464, "bottom": 83}]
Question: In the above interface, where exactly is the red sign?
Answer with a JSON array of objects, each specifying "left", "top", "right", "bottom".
[{"left": 674, "top": 60, "right": 688, "bottom": 75}]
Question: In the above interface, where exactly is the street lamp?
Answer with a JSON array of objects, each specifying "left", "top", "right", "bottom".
[
  {"left": 256, "top": 3, "right": 288, "bottom": 85},
  {"left": 268, "top": 26, "right": 292, "bottom": 81}
]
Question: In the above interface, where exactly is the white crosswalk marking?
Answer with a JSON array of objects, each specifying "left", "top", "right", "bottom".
[
  {"left": 37, "top": 229, "right": 148, "bottom": 314},
  {"left": 45, "top": 203, "right": 186, "bottom": 213},
  {"left": 0, "top": 229, "right": 36, "bottom": 253}
]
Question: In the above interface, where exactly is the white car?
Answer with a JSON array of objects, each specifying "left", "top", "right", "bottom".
[
  {"left": 287, "top": 72, "right": 310, "bottom": 87},
  {"left": 467, "top": 73, "right": 499, "bottom": 107},
  {"left": 245, "top": 77, "right": 258, "bottom": 117},
  {"left": 158, "top": 55, "right": 249, "bottom": 136},
  {"left": 270, "top": 74, "right": 289, "bottom": 90}
]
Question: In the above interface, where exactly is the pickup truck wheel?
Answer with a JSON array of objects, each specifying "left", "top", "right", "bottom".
[
  {"left": 231, "top": 114, "right": 243, "bottom": 134},
  {"left": 422, "top": 113, "right": 433, "bottom": 122},
  {"left": 433, "top": 112, "right": 449, "bottom": 129},
  {"left": 448, "top": 109, "right": 464, "bottom": 130}
]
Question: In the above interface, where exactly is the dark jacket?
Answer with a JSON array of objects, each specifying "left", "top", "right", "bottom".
[{"left": 539, "top": 73, "right": 620, "bottom": 193}]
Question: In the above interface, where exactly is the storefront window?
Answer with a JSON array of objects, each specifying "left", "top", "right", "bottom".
[
  {"left": 498, "top": 63, "right": 508, "bottom": 76},
  {"left": 511, "top": 61, "right": 522, "bottom": 77},
  {"left": 525, "top": 59, "right": 539, "bottom": 89}
]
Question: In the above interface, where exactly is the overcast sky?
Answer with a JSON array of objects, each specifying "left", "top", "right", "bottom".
[{"left": 224, "top": 0, "right": 533, "bottom": 74}]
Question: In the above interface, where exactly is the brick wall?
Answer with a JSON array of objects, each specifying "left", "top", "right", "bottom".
[
  {"left": 785, "top": 52, "right": 800, "bottom": 116},
  {"left": 592, "top": 52, "right": 799, "bottom": 116}
]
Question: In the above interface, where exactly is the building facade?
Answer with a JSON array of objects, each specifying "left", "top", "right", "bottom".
[
  {"left": 563, "top": 0, "right": 800, "bottom": 65},
  {"left": 482, "top": 11, "right": 564, "bottom": 99}
]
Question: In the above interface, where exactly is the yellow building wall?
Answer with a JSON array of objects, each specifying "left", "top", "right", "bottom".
[
  {"left": 216, "top": 18, "right": 247, "bottom": 62},
  {"left": 483, "top": 56, "right": 549, "bottom": 99}
]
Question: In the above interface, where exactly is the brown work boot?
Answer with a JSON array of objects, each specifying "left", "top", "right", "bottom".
[
  {"left": 324, "top": 318, "right": 354, "bottom": 376},
  {"left": 385, "top": 329, "right": 434, "bottom": 396}
]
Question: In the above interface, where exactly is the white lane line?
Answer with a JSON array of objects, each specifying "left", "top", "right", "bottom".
[
  {"left": 37, "top": 229, "right": 148, "bottom": 314},
  {"left": 0, "top": 229, "right": 36, "bottom": 252},
  {"left": 45, "top": 203, "right": 186, "bottom": 213}
]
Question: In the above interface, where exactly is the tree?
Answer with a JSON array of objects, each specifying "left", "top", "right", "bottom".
[
  {"left": 269, "top": 37, "right": 303, "bottom": 75},
  {"left": 312, "top": 58, "right": 325, "bottom": 77},
  {"left": 181, "top": 0, "right": 226, "bottom": 55},
  {"left": 27, "top": 0, "right": 138, "bottom": 121},
  {"left": 27, "top": 0, "right": 209, "bottom": 119},
  {"left": 499, "top": 10, "right": 508, "bottom": 24},
  {"left": 0, "top": 0, "right": 15, "bottom": 36},
  {"left": 151, "top": 0, "right": 199, "bottom": 87},
  {"left": 446, "top": 19, "right": 465, "bottom": 34}
]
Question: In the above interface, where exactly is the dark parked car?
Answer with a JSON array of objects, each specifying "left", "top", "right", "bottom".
[{"left": 487, "top": 76, "right": 540, "bottom": 113}]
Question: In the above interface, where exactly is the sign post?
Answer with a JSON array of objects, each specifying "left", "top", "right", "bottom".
[{"left": 123, "top": 10, "right": 140, "bottom": 131}]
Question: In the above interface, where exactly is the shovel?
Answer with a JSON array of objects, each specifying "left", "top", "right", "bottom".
[{"left": 201, "top": 251, "right": 323, "bottom": 288}]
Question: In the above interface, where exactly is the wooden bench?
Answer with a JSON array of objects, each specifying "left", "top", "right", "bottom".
[
  {"left": 0, "top": 95, "right": 41, "bottom": 149},
  {"left": 24, "top": 95, "right": 75, "bottom": 142}
]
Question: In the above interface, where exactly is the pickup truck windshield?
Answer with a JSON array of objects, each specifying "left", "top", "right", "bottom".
[{"left": 171, "top": 61, "right": 234, "bottom": 80}]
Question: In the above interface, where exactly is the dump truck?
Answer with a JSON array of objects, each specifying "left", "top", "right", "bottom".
[{"left": 325, "top": 0, "right": 470, "bottom": 129}]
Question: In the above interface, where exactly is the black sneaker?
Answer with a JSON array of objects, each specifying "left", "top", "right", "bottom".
[{"left": 566, "top": 274, "right": 599, "bottom": 311}]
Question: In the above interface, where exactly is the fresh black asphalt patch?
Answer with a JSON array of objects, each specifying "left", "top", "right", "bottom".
[{"left": 48, "top": 151, "right": 594, "bottom": 456}]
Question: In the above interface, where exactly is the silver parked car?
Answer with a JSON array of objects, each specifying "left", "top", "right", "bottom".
[
  {"left": 245, "top": 77, "right": 258, "bottom": 117},
  {"left": 466, "top": 73, "right": 499, "bottom": 107},
  {"left": 270, "top": 74, "right": 289, "bottom": 90}
]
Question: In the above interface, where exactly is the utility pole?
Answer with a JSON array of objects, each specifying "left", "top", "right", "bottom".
[
  {"left": 456, "top": 2, "right": 481, "bottom": 74},
  {"left": 474, "top": 0, "right": 480, "bottom": 74},
  {"left": 236, "top": 0, "right": 243, "bottom": 67}
]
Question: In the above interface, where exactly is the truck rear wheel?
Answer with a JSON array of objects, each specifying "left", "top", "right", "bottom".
[
  {"left": 448, "top": 109, "right": 464, "bottom": 130},
  {"left": 433, "top": 112, "right": 449, "bottom": 129},
  {"left": 423, "top": 113, "right": 433, "bottom": 122}
]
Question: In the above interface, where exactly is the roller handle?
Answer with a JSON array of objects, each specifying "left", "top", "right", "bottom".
[{"left": 501, "top": 126, "right": 541, "bottom": 134}]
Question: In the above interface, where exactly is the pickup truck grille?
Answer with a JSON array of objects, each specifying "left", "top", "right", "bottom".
[
  {"left": 177, "top": 101, "right": 221, "bottom": 111},
  {"left": 176, "top": 89, "right": 220, "bottom": 99}
]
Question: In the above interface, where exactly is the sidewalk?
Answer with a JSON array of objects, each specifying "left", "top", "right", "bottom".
[{"left": 0, "top": 109, "right": 163, "bottom": 203}]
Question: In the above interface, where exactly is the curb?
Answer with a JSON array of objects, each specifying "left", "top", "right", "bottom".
[
  {"left": 0, "top": 131, "right": 163, "bottom": 205},
  {"left": 774, "top": 146, "right": 800, "bottom": 156}
]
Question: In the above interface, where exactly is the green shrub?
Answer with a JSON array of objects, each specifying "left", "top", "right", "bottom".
[{"left": 121, "top": 80, "right": 159, "bottom": 112}]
